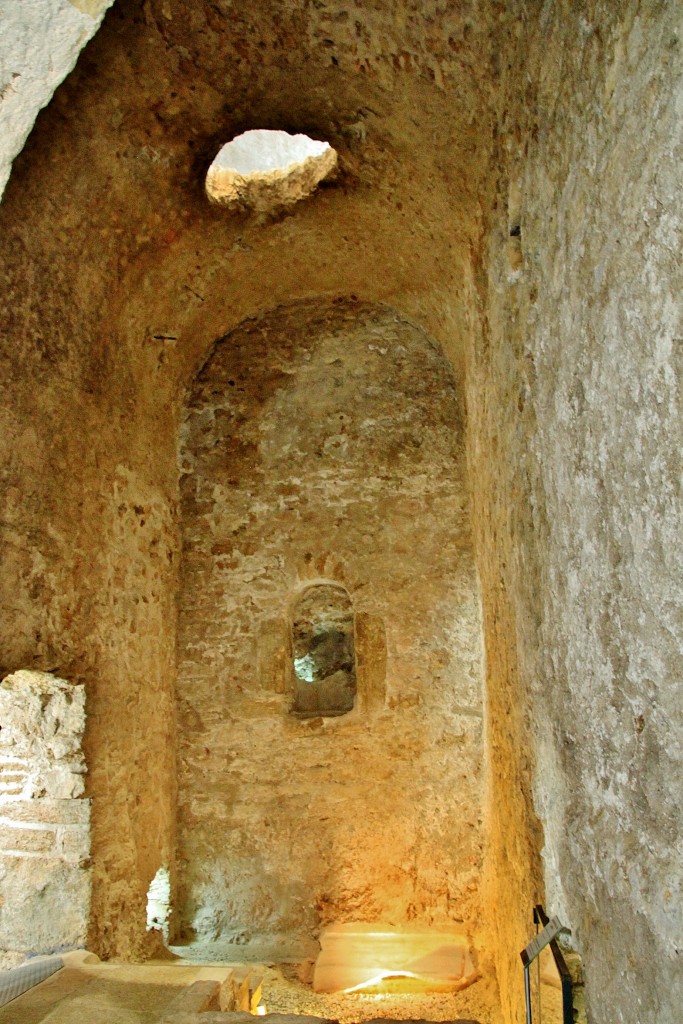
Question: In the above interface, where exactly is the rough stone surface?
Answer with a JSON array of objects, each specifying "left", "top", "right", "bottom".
[
  {"left": 165, "top": 1016, "right": 335, "bottom": 1024},
  {"left": 176, "top": 302, "right": 485, "bottom": 956},
  {"left": 0, "top": 2, "right": 680, "bottom": 1023},
  {"left": 0, "top": 0, "right": 490, "bottom": 961},
  {"left": 0, "top": 0, "right": 114, "bottom": 200},
  {"left": 467, "top": 3, "right": 683, "bottom": 1022},
  {"left": 177, "top": 1009, "right": 484, "bottom": 1024},
  {"left": 0, "top": 671, "right": 90, "bottom": 952},
  {"left": 0, "top": 959, "right": 234, "bottom": 1024},
  {"left": 160, "top": 979, "right": 220, "bottom": 1018},
  {"left": 205, "top": 130, "right": 337, "bottom": 210}
]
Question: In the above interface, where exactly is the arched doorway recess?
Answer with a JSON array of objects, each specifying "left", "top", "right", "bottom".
[{"left": 175, "top": 299, "right": 485, "bottom": 959}]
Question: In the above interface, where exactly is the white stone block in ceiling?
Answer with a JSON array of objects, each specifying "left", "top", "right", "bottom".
[{"left": 0, "top": 0, "right": 114, "bottom": 201}]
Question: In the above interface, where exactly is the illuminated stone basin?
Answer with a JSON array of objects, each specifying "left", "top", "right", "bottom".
[{"left": 312, "top": 923, "right": 477, "bottom": 994}]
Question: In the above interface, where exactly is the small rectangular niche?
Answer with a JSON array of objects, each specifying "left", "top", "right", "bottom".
[{"left": 290, "top": 584, "right": 356, "bottom": 719}]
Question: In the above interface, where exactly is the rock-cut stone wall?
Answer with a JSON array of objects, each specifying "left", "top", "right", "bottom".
[{"left": 468, "top": 3, "right": 683, "bottom": 1022}]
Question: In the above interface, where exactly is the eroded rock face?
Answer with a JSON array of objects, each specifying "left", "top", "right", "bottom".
[
  {"left": 0, "top": 2, "right": 680, "bottom": 1022},
  {"left": 469, "top": 4, "right": 683, "bottom": 1023},
  {"left": 0, "top": 0, "right": 489, "bottom": 965},
  {"left": 0, "top": 670, "right": 86, "bottom": 799},
  {"left": 205, "top": 130, "right": 337, "bottom": 210}
]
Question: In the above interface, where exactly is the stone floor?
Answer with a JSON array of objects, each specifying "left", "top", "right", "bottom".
[
  {"left": 0, "top": 954, "right": 231, "bottom": 1024},
  {"left": 0, "top": 954, "right": 501, "bottom": 1024}
]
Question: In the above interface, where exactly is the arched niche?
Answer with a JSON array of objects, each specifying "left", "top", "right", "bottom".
[
  {"left": 290, "top": 584, "right": 356, "bottom": 719},
  {"left": 175, "top": 299, "right": 484, "bottom": 957}
]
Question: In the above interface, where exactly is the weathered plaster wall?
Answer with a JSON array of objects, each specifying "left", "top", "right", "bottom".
[
  {"left": 176, "top": 302, "right": 485, "bottom": 958},
  {"left": 0, "top": 0, "right": 114, "bottom": 200},
  {"left": 469, "top": 3, "right": 683, "bottom": 1022},
  {"left": 0, "top": 671, "right": 90, "bottom": 953}
]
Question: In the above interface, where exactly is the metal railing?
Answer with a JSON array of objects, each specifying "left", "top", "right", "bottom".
[{"left": 520, "top": 904, "right": 573, "bottom": 1024}]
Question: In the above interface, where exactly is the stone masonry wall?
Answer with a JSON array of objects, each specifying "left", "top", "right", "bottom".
[
  {"left": 0, "top": 670, "right": 90, "bottom": 953},
  {"left": 4, "top": 5, "right": 679, "bottom": 1020},
  {"left": 176, "top": 301, "right": 485, "bottom": 958}
]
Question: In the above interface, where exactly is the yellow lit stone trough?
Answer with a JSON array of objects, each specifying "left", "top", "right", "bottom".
[{"left": 312, "top": 923, "right": 478, "bottom": 994}]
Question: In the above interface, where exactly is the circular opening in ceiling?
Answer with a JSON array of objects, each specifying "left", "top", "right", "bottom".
[{"left": 205, "top": 129, "right": 337, "bottom": 210}]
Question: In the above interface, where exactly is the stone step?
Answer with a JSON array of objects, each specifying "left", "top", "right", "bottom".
[{"left": 159, "top": 979, "right": 221, "bottom": 1021}]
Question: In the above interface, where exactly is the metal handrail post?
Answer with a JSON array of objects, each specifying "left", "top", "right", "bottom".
[{"left": 524, "top": 961, "right": 533, "bottom": 1024}]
